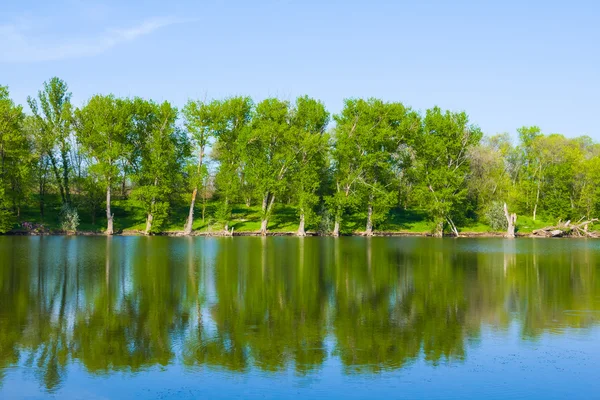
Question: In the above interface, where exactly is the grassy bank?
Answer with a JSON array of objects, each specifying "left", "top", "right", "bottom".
[{"left": 8, "top": 195, "right": 561, "bottom": 236}]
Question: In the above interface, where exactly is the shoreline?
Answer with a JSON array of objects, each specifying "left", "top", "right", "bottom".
[{"left": 2, "top": 230, "right": 589, "bottom": 238}]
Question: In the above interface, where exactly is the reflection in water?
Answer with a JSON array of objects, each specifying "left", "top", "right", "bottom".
[{"left": 1, "top": 236, "right": 600, "bottom": 392}]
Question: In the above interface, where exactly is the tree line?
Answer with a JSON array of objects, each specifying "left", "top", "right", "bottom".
[{"left": 1, "top": 77, "right": 599, "bottom": 236}]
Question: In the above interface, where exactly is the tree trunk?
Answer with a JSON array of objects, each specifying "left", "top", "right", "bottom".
[
  {"left": 61, "top": 148, "right": 71, "bottom": 205},
  {"left": 504, "top": 202, "right": 516, "bottom": 238},
  {"left": 260, "top": 218, "right": 268, "bottom": 236},
  {"left": 260, "top": 193, "right": 275, "bottom": 236},
  {"left": 184, "top": 148, "right": 204, "bottom": 236},
  {"left": 365, "top": 203, "right": 373, "bottom": 236},
  {"left": 333, "top": 214, "right": 340, "bottom": 237},
  {"left": 39, "top": 181, "right": 45, "bottom": 219},
  {"left": 184, "top": 187, "right": 197, "bottom": 235},
  {"left": 433, "top": 220, "right": 444, "bottom": 237},
  {"left": 297, "top": 211, "right": 306, "bottom": 237},
  {"left": 49, "top": 154, "right": 66, "bottom": 204},
  {"left": 106, "top": 185, "right": 114, "bottom": 235},
  {"left": 145, "top": 213, "right": 153, "bottom": 235},
  {"left": 533, "top": 182, "right": 541, "bottom": 221},
  {"left": 447, "top": 217, "right": 459, "bottom": 237}
]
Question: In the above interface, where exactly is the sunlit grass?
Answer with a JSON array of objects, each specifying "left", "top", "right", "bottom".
[{"left": 13, "top": 194, "right": 570, "bottom": 235}]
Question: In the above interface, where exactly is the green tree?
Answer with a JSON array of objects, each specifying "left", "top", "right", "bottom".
[
  {"left": 130, "top": 99, "right": 189, "bottom": 234},
  {"left": 27, "top": 77, "right": 74, "bottom": 205},
  {"left": 212, "top": 97, "right": 253, "bottom": 232},
  {"left": 182, "top": 100, "right": 215, "bottom": 235},
  {"left": 241, "top": 98, "right": 297, "bottom": 235},
  {"left": 0, "top": 85, "right": 27, "bottom": 231},
  {"left": 289, "top": 96, "right": 330, "bottom": 236},
  {"left": 468, "top": 133, "right": 516, "bottom": 223},
  {"left": 329, "top": 99, "right": 415, "bottom": 235},
  {"left": 75, "top": 95, "right": 132, "bottom": 234},
  {"left": 515, "top": 126, "right": 543, "bottom": 220},
  {"left": 412, "top": 107, "right": 482, "bottom": 236}
]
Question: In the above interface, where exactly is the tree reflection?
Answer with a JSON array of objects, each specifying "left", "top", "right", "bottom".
[{"left": 1, "top": 237, "right": 600, "bottom": 390}]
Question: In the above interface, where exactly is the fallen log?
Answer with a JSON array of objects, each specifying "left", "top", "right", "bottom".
[{"left": 532, "top": 219, "right": 599, "bottom": 238}]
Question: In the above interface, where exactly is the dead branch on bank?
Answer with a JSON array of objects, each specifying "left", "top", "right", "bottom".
[{"left": 532, "top": 218, "right": 599, "bottom": 237}]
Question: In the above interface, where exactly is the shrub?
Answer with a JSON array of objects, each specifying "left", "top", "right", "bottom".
[
  {"left": 60, "top": 204, "right": 80, "bottom": 233},
  {"left": 483, "top": 201, "right": 508, "bottom": 231},
  {"left": 317, "top": 206, "right": 333, "bottom": 235}
]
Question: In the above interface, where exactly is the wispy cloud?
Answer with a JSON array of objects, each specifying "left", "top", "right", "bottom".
[{"left": 0, "top": 16, "right": 187, "bottom": 63}]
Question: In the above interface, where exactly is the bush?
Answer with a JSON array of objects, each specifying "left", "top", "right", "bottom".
[
  {"left": 483, "top": 201, "right": 508, "bottom": 231},
  {"left": 60, "top": 204, "right": 80, "bottom": 233},
  {"left": 317, "top": 206, "right": 333, "bottom": 235}
]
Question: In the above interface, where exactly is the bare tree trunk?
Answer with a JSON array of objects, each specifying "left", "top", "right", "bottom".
[
  {"left": 145, "top": 178, "right": 158, "bottom": 235},
  {"left": 145, "top": 213, "right": 153, "bottom": 235},
  {"left": 433, "top": 220, "right": 444, "bottom": 237},
  {"left": 201, "top": 194, "right": 206, "bottom": 223},
  {"left": 184, "top": 187, "right": 197, "bottom": 235},
  {"left": 365, "top": 203, "right": 373, "bottom": 236},
  {"left": 447, "top": 217, "right": 459, "bottom": 237},
  {"left": 184, "top": 149, "right": 204, "bottom": 235},
  {"left": 504, "top": 202, "right": 516, "bottom": 238},
  {"left": 260, "top": 218, "right": 268, "bottom": 236},
  {"left": 533, "top": 182, "right": 541, "bottom": 221},
  {"left": 333, "top": 214, "right": 340, "bottom": 237},
  {"left": 297, "top": 211, "right": 306, "bottom": 237},
  {"left": 106, "top": 184, "right": 114, "bottom": 235},
  {"left": 260, "top": 193, "right": 275, "bottom": 236}
]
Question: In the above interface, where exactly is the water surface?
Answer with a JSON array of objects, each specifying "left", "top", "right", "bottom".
[{"left": 1, "top": 236, "right": 599, "bottom": 399}]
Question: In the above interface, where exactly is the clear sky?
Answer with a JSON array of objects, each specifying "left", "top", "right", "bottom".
[{"left": 1, "top": 0, "right": 598, "bottom": 139}]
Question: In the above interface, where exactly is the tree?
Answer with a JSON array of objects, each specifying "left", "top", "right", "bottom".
[
  {"left": 468, "top": 133, "right": 516, "bottom": 223},
  {"left": 182, "top": 100, "right": 215, "bottom": 235},
  {"left": 329, "top": 99, "right": 415, "bottom": 236},
  {"left": 75, "top": 95, "right": 132, "bottom": 234},
  {"left": 212, "top": 97, "right": 253, "bottom": 232},
  {"left": 130, "top": 99, "right": 189, "bottom": 234},
  {"left": 0, "top": 85, "right": 27, "bottom": 229},
  {"left": 328, "top": 101, "right": 363, "bottom": 237},
  {"left": 27, "top": 77, "right": 73, "bottom": 205},
  {"left": 412, "top": 107, "right": 482, "bottom": 237},
  {"left": 515, "top": 126, "right": 543, "bottom": 220},
  {"left": 241, "top": 98, "right": 297, "bottom": 235},
  {"left": 289, "top": 96, "right": 330, "bottom": 236}
]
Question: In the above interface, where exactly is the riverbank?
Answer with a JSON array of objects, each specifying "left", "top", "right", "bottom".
[
  {"left": 2, "top": 229, "right": 577, "bottom": 238},
  {"left": 8, "top": 195, "right": 580, "bottom": 238}
]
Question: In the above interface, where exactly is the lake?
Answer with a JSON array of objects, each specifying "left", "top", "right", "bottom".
[{"left": 0, "top": 236, "right": 599, "bottom": 399}]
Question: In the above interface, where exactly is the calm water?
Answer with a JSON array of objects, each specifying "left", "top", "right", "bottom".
[{"left": 1, "top": 236, "right": 599, "bottom": 399}]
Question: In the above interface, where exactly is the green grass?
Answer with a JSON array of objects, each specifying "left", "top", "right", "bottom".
[{"left": 10, "top": 194, "right": 568, "bottom": 235}]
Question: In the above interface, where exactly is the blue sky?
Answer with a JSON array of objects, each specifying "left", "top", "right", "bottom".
[{"left": 1, "top": 0, "right": 598, "bottom": 138}]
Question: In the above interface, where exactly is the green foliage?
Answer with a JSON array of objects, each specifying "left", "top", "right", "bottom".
[
  {"left": 411, "top": 107, "right": 482, "bottom": 235},
  {"left": 290, "top": 96, "right": 330, "bottom": 230},
  {"left": 27, "top": 77, "right": 73, "bottom": 205},
  {"left": 59, "top": 204, "right": 79, "bottom": 232},
  {"left": 483, "top": 201, "right": 508, "bottom": 231},
  {"left": 1, "top": 76, "right": 599, "bottom": 235}
]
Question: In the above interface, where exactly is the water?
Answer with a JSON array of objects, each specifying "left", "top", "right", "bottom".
[{"left": 1, "top": 236, "right": 599, "bottom": 399}]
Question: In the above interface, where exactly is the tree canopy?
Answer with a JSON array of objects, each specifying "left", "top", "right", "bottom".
[{"left": 0, "top": 77, "right": 598, "bottom": 236}]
